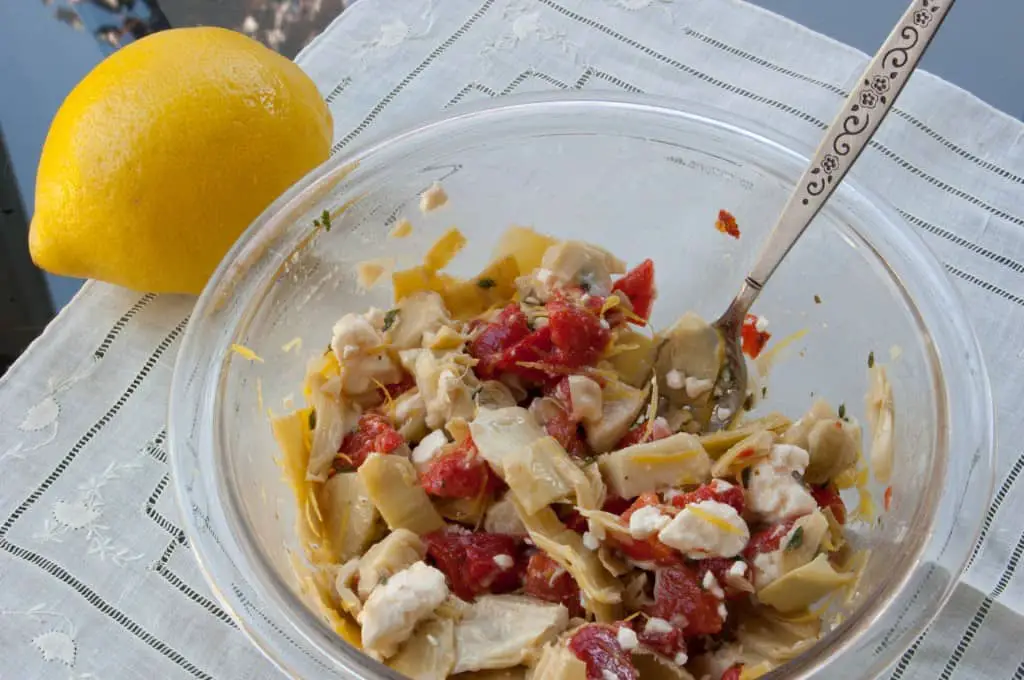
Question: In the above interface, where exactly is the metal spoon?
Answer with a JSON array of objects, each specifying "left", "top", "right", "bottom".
[{"left": 709, "top": 0, "right": 954, "bottom": 430}]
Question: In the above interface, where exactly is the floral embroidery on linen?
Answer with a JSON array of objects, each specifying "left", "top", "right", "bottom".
[
  {"left": 34, "top": 460, "right": 145, "bottom": 567},
  {"left": 482, "top": 1, "right": 579, "bottom": 56}
]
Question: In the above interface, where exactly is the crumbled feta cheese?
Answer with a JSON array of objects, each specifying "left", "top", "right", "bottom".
[
  {"left": 658, "top": 500, "right": 750, "bottom": 559},
  {"left": 666, "top": 369, "right": 685, "bottom": 390},
  {"left": 728, "top": 561, "right": 747, "bottom": 578},
  {"left": 755, "top": 315, "right": 769, "bottom": 332},
  {"left": 426, "top": 634, "right": 438, "bottom": 647},
  {"left": 582, "top": 531, "right": 601, "bottom": 551},
  {"left": 629, "top": 506, "right": 671, "bottom": 540},
  {"left": 745, "top": 444, "right": 817, "bottom": 523},
  {"left": 587, "top": 519, "right": 607, "bottom": 541},
  {"left": 602, "top": 671, "right": 619, "bottom": 680},
  {"left": 331, "top": 313, "right": 403, "bottom": 394},
  {"left": 753, "top": 550, "right": 783, "bottom": 587},
  {"left": 674, "top": 652, "right": 689, "bottom": 666},
  {"left": 492, "top": 554, "right": 514, "bottom": 570},
  {"left": 684, "top": 376, "right": 714, "bottom": 399},
  {"left": 419, "top": 182, "right": 448, "bottom": 212},
  {"left": 715, "top": 407, "right": 733, "bottom": 422},
  {"left": 662, "top": 489, "right": 683, "bottom": 503},
  {"left": 410, "top": 429, "right": 447, "bottom": 471},
  {"left": 718, "top": 602, "right": 728, "bottom": 621},
  {"left": 705, "top": 572, "right": 725, "bottom": 599},
  {"left": 616, "top": 626, "right": 639, "bottom": 652},
  {"left": 711, "top": 479, "right": 734, "bottom": 492},
  {"left": 359, "top": 562, "right": 448, "bottom": 658},
  {"left": 644, "top": 617, "right": 674, "bottom": 635}
]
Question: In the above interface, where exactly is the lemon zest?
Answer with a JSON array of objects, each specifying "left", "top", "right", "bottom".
[
  {"left": 630, "top": 450, "right": 698, "bottom": 465},
  {"left": 688, "top": 505, "right": 745, "bottom": 535},
  {"left": 230, "top": 343, "right": 264, "bottom": 363},
  {"left": 388, "top": 218, "right": 413, "bottom": 239}
]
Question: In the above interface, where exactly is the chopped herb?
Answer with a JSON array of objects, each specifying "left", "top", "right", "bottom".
[
  {"left": 324, "top": 344, "right": 332, "bottom": 355},
  {"left": 320, "top": 209, "right": 332, "bottom": 232},
  {"left": 477, "top": 277, "right": 497, "bottom": 289},
  {"left": 741, "top": 467, "right": 752, "bottom": 488},
  {"left": 380, "top": 575, "right": 389, "bottom": 586},
  {"left": 785, "top": 526, "right": 804, "bottom": 551},
  {"left": 742, "top": 393, "right": 754, "bottom": 411},
  {"left": 761, "top": 386, "right": 768, "bottom": 398},
  {"left": 791, "top": 470, "right": 803, "bottom": 482},
  {"left": 868, "top": 351, "right": 875, "bottom": 368},
  {"left": 837, "top": 403, "right": 846, "bottom": 419},
  {"left": 814, "top": 294, "right": 822, "bottom": 304},
  {"left": 383, "top": 309, "right": 399, "bottom": 332},
  {"left": 308, "top": 409, "right": 317, "bottom": 430}
]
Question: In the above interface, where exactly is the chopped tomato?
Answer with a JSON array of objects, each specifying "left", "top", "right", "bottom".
[
  {"left": 693, "top": 557, "right": 750, "bottom": 601},
  {"left": 612, "top": 259, "right": 656, "bottom": 321},
  {"left": 743, "top": 519, "right": 798, "bottom": 559},
  {"left": 620, "top": 492, "right": 665, "bottom": 522},
  {"left": 645, "top": 563, "right": 724, "bottom": 637},
  {"left": 715, "top": 209, "right": 741, "bottom": 239},
  {"left": 468, "top": 303, "right": 532, "bottom": 379},
  {"left": 567, "top": 624, "right": 639, "bottom": 680},
  {"left": 722, "top": 664, "right": 744, "bottom": 680},
  {"left": 544, "top": 408, "right": 591, "bottom": 459},
  {"left": 547, "top": 299, "right": 610, "bottom": 369},
  {"left": 884, "top": 485, "right": 893, "bottom": 512},
  {"left": 524, "top": 552, "right": 584, "bottom": 618},
  {"left": 561, "top": 496, "right": 632, "bottom": 534},
  {"left": 378, "top": 374, "right": 415, "bottom": 401},
  {"left": 811, "top": 483, "right": 847, "bottom": 524},
  {"left": 740, "top": 314, "right": 771, "bottom": 359},
  {"left": 668, "top": 481, "right": 745, "bottom": 515},
  {"left": 420, "top": 436, "right": 503, "bottom": 499},
  {"left": 424, "top": 528, "right": 524, "bottom": 600},
  {"left": 636, "top": 618, "right": 686, "bottom": 660},
  {"left": 601, "top": 495, "right": 634, "bottom": 516},
  {"left": 336, "top": 413, "right": 405, "bottom": 470},
  {"left": 606, "top": 493, "right": 680, "bottom": 566},
  {"left": 498, "top": 324, "right": 555, "bottom": 382}
]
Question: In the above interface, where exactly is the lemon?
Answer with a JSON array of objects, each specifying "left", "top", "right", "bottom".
[{"left": 30, "top": 27, "right": 333, "bottom": 295}]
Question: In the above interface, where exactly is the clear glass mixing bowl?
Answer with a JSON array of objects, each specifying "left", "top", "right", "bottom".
[{"left": 169, "top": 93, "right": 994, "bottom": 680}]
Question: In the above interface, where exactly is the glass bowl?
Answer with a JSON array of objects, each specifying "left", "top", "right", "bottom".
[{"left": 169, "top": 93, "right": 994, "bottom": 680}]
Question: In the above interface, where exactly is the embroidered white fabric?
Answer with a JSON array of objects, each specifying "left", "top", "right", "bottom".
[{"left": 2, "top": 0, "right": 1024, "bottom": 678}]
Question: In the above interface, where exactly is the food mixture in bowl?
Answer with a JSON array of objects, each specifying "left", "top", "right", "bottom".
[{"left": 270, "top": 219, "right": 894, "bottom": 680}]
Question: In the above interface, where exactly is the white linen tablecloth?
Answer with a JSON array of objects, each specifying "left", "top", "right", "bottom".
[{"left": 3, "top": 1, "right": 1024, "bottom": 677}]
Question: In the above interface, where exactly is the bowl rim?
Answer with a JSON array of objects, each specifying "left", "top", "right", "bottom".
[{"left": 169, "top": 90, "right": 995, "bottom": 680}]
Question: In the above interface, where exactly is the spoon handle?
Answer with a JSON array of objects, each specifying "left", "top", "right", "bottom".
[{"left": 735, "top": 0, "right": 954, "bottom": 311}]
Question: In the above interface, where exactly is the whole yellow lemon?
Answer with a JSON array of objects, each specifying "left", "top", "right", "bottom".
[{"left": 30, "top": 27, "right": 333, "bottom": 294}]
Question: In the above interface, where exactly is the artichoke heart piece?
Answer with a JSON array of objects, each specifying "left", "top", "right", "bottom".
[
  {"left": 357, "top": 528, "right": 426, "bottom": 599},
  {"left": 503, "top": 436, "right": 604, "bottom": 515},
  {"left": 583, "top": 380, "right": 647, "bottom": 454},
  {"left": 757, "top": 554, "right": 856, "bottom": 614},
  {"left": 711, "top": 429, "right": 774, "bottom": 478},
  {"left": 452, "top": 595, "right": 569, "bottom": 674},
  {"left": 358, "top": 453, "right": 446, "bottom": 535},
  {"left": 529, "top": 643, "right": 588, "bottom": 680},
  {"left": 469, "top": 406, "right": 548, "bottom": 471},
  {"left": 598, "top": 432, "right": 711, "bottom": 499},
  {"left": 655, "top": 312, "right": 723, "bottom": 409},
  {"left": 388, "top": 617, "right": 457, "bottom": 680},
  {"left": 605, "top": 329, "right": 657, "bottom": 389},
  {"left": 319, "top": 472, "right": 380, "bottom": 564},
  {"left": 513, "top": 501, "right": 622, "bottom": 609},
  {"left": 698, "top": 413, "right": 792, "bottom": 458}
]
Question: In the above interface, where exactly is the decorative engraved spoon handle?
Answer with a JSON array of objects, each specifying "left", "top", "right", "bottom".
[{"left": 732, "top": 0, "right": 954, "bottom": 314}]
